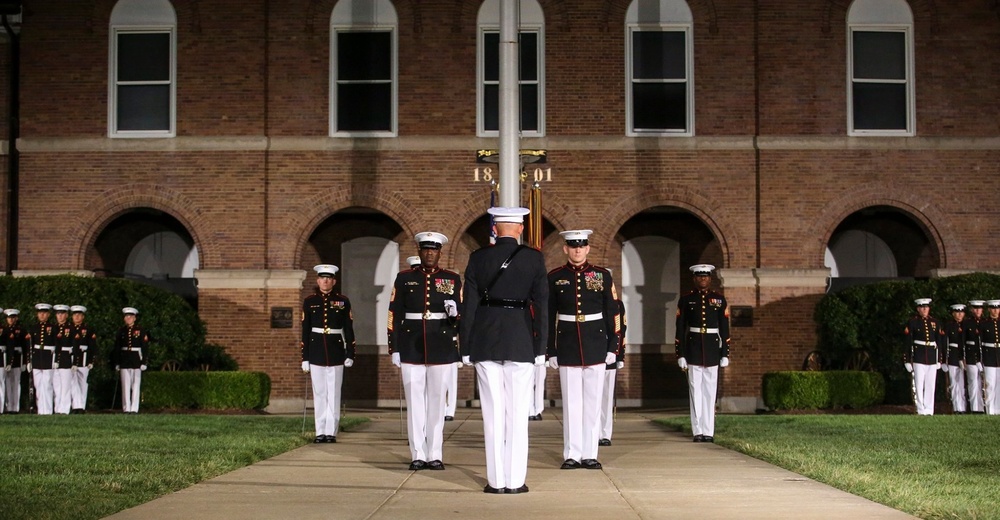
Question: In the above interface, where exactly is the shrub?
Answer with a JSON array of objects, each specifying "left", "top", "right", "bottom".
[
  {"left": 141, "top": 372, "right": 271, "bottom": 410},
  {"left": 762, "top": 371, "right": 885, "bottom": 410}
]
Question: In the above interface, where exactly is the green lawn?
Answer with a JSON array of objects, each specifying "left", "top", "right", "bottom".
[
  {"left": 659, "top": 414, "right": 1000, "bottom": 520},
  {"left": 0, "top": 414, "right": 367, "bottom": 520}
]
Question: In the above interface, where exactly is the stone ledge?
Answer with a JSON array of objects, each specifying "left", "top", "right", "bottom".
[{"left": 194, "top": 269, "right": 306, "bottom": 289}]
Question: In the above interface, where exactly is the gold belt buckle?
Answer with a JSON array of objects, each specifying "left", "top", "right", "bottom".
[
  {"left": 701, "top": 327, "right": 707, "bottom": 333},
  {"left": 577, "top": 314, "right": 586, "bottom": 322},
  {"left": 324, "top": 328, "right": 333, "bottom": 334},
  {"left": 424, "top": 310, "right": 433, "bottom": 320}
]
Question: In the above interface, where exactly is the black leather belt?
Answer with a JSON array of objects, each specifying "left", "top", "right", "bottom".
[{"left": 480, "top": 298, "right": 527, "bottom": 309}]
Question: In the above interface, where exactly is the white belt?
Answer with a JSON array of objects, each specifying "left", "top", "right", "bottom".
[
  {"left": 967, "top": 341, "right": 978, "bottom": 345},
  {"left": 311, "top": 327, "right": 345, "bottom": 334},
  {"left": 689, "top": 327, "right": 720, "bottom": 333},
  {"left": 60, "top": 347, "right": 73, "bottom": 352},
  {"left": 913, "top": 340, "right": 937, "bottom": 346},
  {"left": 79, "top": 346, "right": 88, "bottom": 351},
  {"left": 985, "top": 343, "right": 998, "bottom": 348},
  {"left": 557, "top": 313, "right": 603, "bottom": 323},
  {"left": 121, "top": 347, "right": 142, "bottom": 351},
  {"left": 405, "top": 312, "right": 447, "bottom": 320},
  {"left": 35, "top": 345, "right": 56, "bottom": 350},
  {"left": 948, "top": 343, "right": 959, "bottom": 347},
  {"left": 13, "top": 347, "right": 21, "bottom": 352}
]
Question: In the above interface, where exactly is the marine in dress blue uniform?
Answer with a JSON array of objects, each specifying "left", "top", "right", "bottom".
[
  {"left": 547, "top": 229, "right": 620, "bottom": 470},
  {"left": 460, "top": 206, "right": 548, "bottom": 494},
  {"left": 980, "top": 300, "right": 1000, "bottom": 415},
  {"left": 903, "top": 298, "right": 944, "bottom": 415},
  {"left": 963, "top": 300, "right": 986, "bottom": 412},
  {"left": 69, "top": 306, "right": 97, "bottom": 413},
  {"left": 301, "top": 264, "right": 356, "bottom": 442},
  {"left": 674, "top": 265, "right": 731, "bottom": 442},
  {"left": 52, "top": 305, "right": 75, "bottom": 415},
  {"left": 388, "top": 232, "right": 462, "bottom": 470},
  {"left": 1, "top": 309, "right": 27, "bottom": 413},
  {"left": 943, "top": 304, "right": 967, "bottom": 413},
  {"left": 28, "top": 303, "right": 57, "bottom": 415},
  {"left": 112, "top": 307, "right": 150, "bottom": 413}
]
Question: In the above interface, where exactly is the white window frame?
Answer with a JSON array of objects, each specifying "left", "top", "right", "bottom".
[
  {"left": 847, "top": 0, "right": 915, "bottom": 136},
  {"left": 329, "top": 0, "right": 398, "bottom": 138},
  {"left": 108, "top": 0, "right": 177, "bottom": 138},
  {"left": 624, "top": 0, "right": 694, "bottom": 137},
  {"left": 476, "top": 0, "right": 546, "bottom": 138}
]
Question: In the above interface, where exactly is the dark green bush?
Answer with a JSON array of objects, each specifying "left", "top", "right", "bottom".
[
  {"left": 814, "top": 273, "right": 1000, "bottom": 404},
  {"left": 762, "top": 371, "right": 885, "bottom": 410},
  {"left": 141, "top": 372, "right": 271, "bottom": 410}
]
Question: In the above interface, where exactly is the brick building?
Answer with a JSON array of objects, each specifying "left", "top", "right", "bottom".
[{"left": 1, "top": 0, "right": 998, "bottom": 412}]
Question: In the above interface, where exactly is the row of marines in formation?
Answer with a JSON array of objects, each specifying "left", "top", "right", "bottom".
[
  {"left": 300, "top": 206, "right": 731, "bottom": 494},
  {"left": 0, "top": 305, "right": 151, "bottom": 415},
  {"left": 905, "top": 298, "right": 1000, "bottom": 415}
]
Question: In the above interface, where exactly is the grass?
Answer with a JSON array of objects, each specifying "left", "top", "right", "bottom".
[
  {"left": 659, "top": 414, "right": 1000, "bottom": 520},
  {"left": 0, "top": 413, "right": 367, "bottom": 520}
]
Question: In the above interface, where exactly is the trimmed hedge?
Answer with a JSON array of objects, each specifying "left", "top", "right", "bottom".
[
  {"left": 762, "top": 371, "right": 885, "bottom": 410},
  {"left": 141, "top": 372, "right": 271, "bottom": 410}
]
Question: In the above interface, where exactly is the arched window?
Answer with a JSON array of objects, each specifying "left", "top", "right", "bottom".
[
  {"left": 477, "top": 0, "right": 545, "bottom": 137},
  {"left": 330, "top": 0, "right": 398, "bottom": 137},
  {"left": 108, "top": 0, "right": 177, "bottom": 137},
  {"left": 847, "top": 0, "right": 914, "bottom": 135},
  {"left": 625, "top": 0, "right": 694, "bottom": 136}
]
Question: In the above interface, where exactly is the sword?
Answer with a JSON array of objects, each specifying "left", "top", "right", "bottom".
[{"left": 301, "top": 372, "right": 310, "bottom": 435}]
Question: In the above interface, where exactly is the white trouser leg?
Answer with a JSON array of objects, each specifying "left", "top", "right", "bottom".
[
  {"left": 912, "top": 363, "right": 936, "bottom": 415},
  {"left": 477, "top": 361, "right": 506, "bottom": 488},
  {"left": 72, "top": 366, "right": 91, "bottom": 410},
  {"left": 34, "top": 369, "right": 54, "bottom": 415},
  {"left": 54, "top": 368, "right": 73, "bottom": 414},
  {"left": 947, "top": 365, "right": 966, "bottom": 412},
  {"left": 559, "top": 366, "right": 584, "bottom": 461},
  {"left": 0, "top": 369, "right": 6, "bottom": 412},
  {"left": 444, "top": 363, "right": 458, "bottom": 417},
  {"left": 475, "top": 361, "right": 531, "bottom": 489},
  {"left": 5, "top": 368, "right": 21, "bottom": 412},
  {"left": 580, "top": 365, "right": 605, "bottom": 460},
  {"left": 599, "top": 368, "right": 617, "bottom": 440},
  {"left": 531, "top": 364, "right": 546, "bottom": 416},
  {"left": 425, "top": 364, "right": 449, "bottom": 461},
  {"left": 985, "top": 366, "right": 1000, "bottom": 415},
  {"left": 121, "top": 368, "right": 142, "bottom": 413},
  {"left": 311, "top": 365, "right": 344, "bottom": 436},
  {"left": 688, "top": 365, "right": 719, "bottom": 437},
  {"left": 966, "top": 364, "right": 984, "bottom": 412},
  {"left": 402, "top": 364, "right": 429, "bottom": 461}
]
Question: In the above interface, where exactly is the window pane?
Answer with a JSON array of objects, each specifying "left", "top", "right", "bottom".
[
  {"left": 853, "top": 83, "right": 906, "bottom": 130},
  {"left": 853, "top": 31, "right": 905, "bottom": 80},
  {"left": 521, "top": 84, "right": 538, "bottom": 131},
  {"left": 484, "top": 84, "right": 499, "bottom": 131},
  {"left": 118, "top": 33, "right": 170, "bottom": 82},
  {"left": 484, "top": 33, "right": 499, "bottom": 82},
  {"left": 117, "top": 85, "right": 170, "bottom": 131},
  {"left": 520, "top": 33, "right": 537, "bottom": 81},
  {"left": 338, "top": 32, "right": 391, "bottom": 81},
  {"left": 337, "top": 83, "right": 392, "bottom": 131},
  {"left": 632, "top": 82, "right": 687, "bottom": 131},
  {"left": 633, "top": 31, "right": 685, "bottom": 80}
]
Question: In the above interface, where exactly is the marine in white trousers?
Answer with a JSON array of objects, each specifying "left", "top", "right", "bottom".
[
  {"left": 559, "top": 365, "right": 605, "bottom": 462},
  {"left": 966, "top": 363, "right": 985, "bottom": 412},
  {"left": 945, "top": 363, "right": 966, "bottom": 412},
  {"left": 599, "top": 368, "right": 617, "bottom": 441},
  {"left": 311, "top": 365, "right": 344, "bottom": 437},
  {"left": 4, "top": 367, "right": 21, "bottom": 412},
  {"left": 476, "top": 360, "right": 532, "bottom": 490},
  {"left": 120, "top": 368, "right": 143, "bottom": 413},
  {"left": 72, "top": 366, "right": 91, "bottom": 411},
  {"left": 33, "top": 368, "right": 55, "bottom": 415},
  {"left": 687, "top": 365, "right": 718, "bottom": 437},
  {"left": 984, "top": 366, "right": 1000, "bottom": 415},
  {"left": 530, "top": 364, "right": 546, "bottom": 417},
  {"left": 911, "top": 362, "right": 937, "bottom": 415},
  {"left": 402, "top": 363, "right": 449, "bottom": 462},
  {"left": 444, "top": 362, "right": 458, "bottom": 418},
  {"left": 54, "top": 367, "right": 74, "bottom": 414},
  {"left": 0, "top": 369, "right": 5, "bottom": 412}
]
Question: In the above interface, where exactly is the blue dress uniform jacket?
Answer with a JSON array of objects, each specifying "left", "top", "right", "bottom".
[
  {"left": 28, "top": 322, "right": 57, "bottom": 369},
  {"left": 903, "top": 315, "right": 944, "bottom": 365},
  {"left": 963, "top": 317, "right": 982, "bottom": 364},
  {"left": 547, "top": 262, "right": 620, "bottom": 366},
  {"left": 979, "top": 318, "right": 1000, "bottom": 367},
  {"left": 301, "top": 291, "right": 356, "bottom": 367},
  {"left": 674, "top": 289, "right": 731, "bottom": 366},
  {"left": 1, "top": 324, "right": 27, "bottom": 368},
  {"left": 71, "top": 323, "right": 98, "bottom": 367},
  {"left": 54, "top": 323, "right": 74, "bottom": 368},
  {"left": 943, "top": 319, "right": 965, "bottom": 366},
  {"left": 112, "top": 325, "right": 150, "bottom": 369},
  {"left": 460, "top": 237, "right": 548, "bottom": 363},
  {"left": 388, "top": 266, "right": 462, "bottom": 364}
]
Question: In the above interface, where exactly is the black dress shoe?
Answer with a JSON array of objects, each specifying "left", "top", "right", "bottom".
[
  {"left": 533, "top": 414, "right": 543, "bottom": 421},
  {"left": 505, "top": 484, "right": 529, "bottom": 494},
  {"left": 483, "top": 485, "right": 505, "bottom": 494},
  {"left": 581, "top": 459, "right": 603, "bottom": 470},
  {"left": 426, "top": 460, "right": 445, "bottom": 470},
  {"left": 704, "top": 436, "right": 714, "bottom": 443},
  {"left": 444, "top": 416, "right": 454, "bottom": 421},
  {"left": 692, "top": 435, "right": 704, "bottom": 442},
  {"left": 409, "top": 460, "right": 427, "bottom": 471},
  {"left": 314, "top": 435, "right": 326, "bottom": 443},
  {"left": 560, "top": 459, "right": 581, "bottom": 469},
  {"left": 598, "top": 438, "right": 612, "bottom": 446},
  {"left": 324, "top": 435, "right": 337, "bottom": 443}
]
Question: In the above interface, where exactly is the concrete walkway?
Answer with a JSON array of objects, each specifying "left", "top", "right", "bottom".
[{"left": 107, "top": 408, "right": 914, "bottom": 520}]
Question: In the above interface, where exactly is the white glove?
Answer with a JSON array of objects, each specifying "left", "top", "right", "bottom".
[
  {"left": 548, "top": 357, "right": 558, "bottom": 370},
  {"left": 344, "top": 358, "right": 354, "bottom": 368},
  {"left": 53, "top": 362, "right": 59, "bottom": 369},
  {"left": 114, "top": 365, "right": 119, "bottom": 371},
  {"left": 4, "top": 365, "right": 9, "bottom": 372},
  {"left": 904, "top": 363, "right": 913, "bottom": 373},
  {"left": 443, "top": 300, "right": 458, "bottom": 318},
  {"left": 977, "top": 362, "right": 984, "bottom": 371},
  {"left": 87, "top": 364, "right": 93, "bottom": 369},
  {"left": 677, "top": 357, "right": 687, "bottom": 370},
  {"left": 72, "top": 365, "right": 78, "bottom": 372},
  {"left": 534, "top": 355, "right": 545, "bottom": 366},
  {"left": 391, "top": 352, "right": 401, "bottom": 368},
  {"left": 616, "top": 361, "right": 624, "bottom": 369},
  {"left": 959, "top": 360, "right": 966, "bottom": 370},
  {"left": 462, "top": 355, "right": 472, "bottom": 366},
  {"left": 939, "top": 363, "right": 947, "bottom": 372},
  {"left": 301, "top": 361, "right": 310, "bottom": 373},
  {"left": 27, "top": 362, "right": 32, "bottom": 371},
  {"left": 605, "top": 352, "right": 617, "bottom": 365},
  {"left": 720, "top": 357, "right": 730, "bottom": 368},
  {"left": 455, "top": 361, "right": 463, "bottom": 368},
  {"left": 140, "top": 365, "right": 147, "bottom": 371},
  {"left": 933, "top": 362, "right": 941, "bottom": 371}
]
